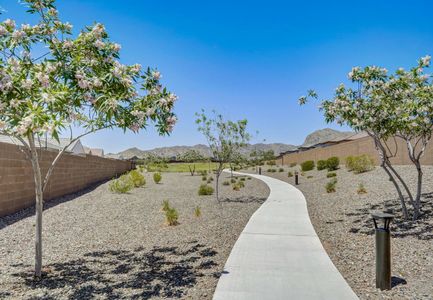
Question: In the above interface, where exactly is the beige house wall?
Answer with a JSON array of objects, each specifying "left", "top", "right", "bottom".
[
  {"left": 278, "top": 136, "right": 433, "bottom": 166},
  {"left": 0, "top": 142, "right": 133, "bottom": 217}
]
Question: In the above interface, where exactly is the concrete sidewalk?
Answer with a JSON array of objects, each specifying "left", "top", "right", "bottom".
[{"left": 213, "top": 171, "right": 358, "bottom": 300}]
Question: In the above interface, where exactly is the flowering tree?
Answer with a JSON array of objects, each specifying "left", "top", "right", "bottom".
[
  {"left": 0, "top": 0, "right": 177, "bottom": 277},
  {"left": 299, "top": 56, "right": 433, "bottom": 220},
  {"left": 195, "top": 110, "right": 251, "bottom": 201}
]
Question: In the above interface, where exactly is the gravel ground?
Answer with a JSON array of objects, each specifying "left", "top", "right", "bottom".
[
  {"left": 0, "top": 172, "right": 269, "bottom": 300},
  {"left": 245, "top": 165, "right": 433, "bottom": 300}
]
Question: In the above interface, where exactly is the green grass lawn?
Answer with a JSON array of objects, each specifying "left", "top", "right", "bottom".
[{"left": 146, "top": 162, "right": 228, "bottom": 173}]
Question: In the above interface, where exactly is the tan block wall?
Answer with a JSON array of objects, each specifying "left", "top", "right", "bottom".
[
  {"left": 279, "top": 136, "right": 433, "bottom": 166},
  {"left": 0, "top": 142, "right": 133, "bottom": 217}
]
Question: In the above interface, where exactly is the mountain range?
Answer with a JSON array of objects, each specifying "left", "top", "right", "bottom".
[{"left": 106, "top": 128, "right": 353, "bottom": 160}]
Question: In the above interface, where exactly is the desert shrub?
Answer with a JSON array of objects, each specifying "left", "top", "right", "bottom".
[
  {"left": 357, "top": 183, "right": 367, "bottom": 194},
  {"left": 230, "top": 178, "right": 236, "bottom": 183},
  {"left": 232, "top": 183, "right": 240, "bottom": 191},
  {"left": 109, "top": 175, "right": 134, "bottom": 194},
  {"left": 326, "top": 172, "right": 337, "bottom": 178},
  {"left": 278, "top": 168, "right": 284, "bottom": 172},
  {"left": 288, "top": 171, "right": 293, "bottom": 177},
  {"left": 289, "top": 162, "right": 297, "bottom": 167},
  {"left": 223, "top": 180, "right": 230, "bottom": 186},
  {"left": 267, "top": 160, "right": 276, "bottom": 166},
  {"left": 207, "top": 179, "right": 212, "bottom": 184},
  {"left": 345, "top": 156, "right": 355, "bottom": 171},
  {"left": 129, "top": 170, "right": 146, "bottom": 187},
  {"left": 240, "top": 177, "right": 246, "bottom": 181},
  {"left": 301, "top": 171, "right": 305, "bottom": 176},
  {"left": 267, "top": 168, "right": 272, "bottom": 172},
  {"left": 153, "top": 172, "right": 162, "bottom": 184},
  {"left": 162, "top": 200, "right": 170, "bottom": 212},
  {"left": 209, "top": 177, "right": 214, "bottom": 181},
  {"left": 198, "top": 184, "right": 214, "bottom": 195},
  {"left": 202, "top": 175, "right": 207, "bottom": 181},
  {"left": 307, "top": 175, "right": 313, "bottom": 179},
  {"left": 326, "top": 156, "right": 340, "bottom": 171},
  {"left": 238, "top": 180, "right": 245, "bottom": 188},
  {"left": 194, "top": 206, "right": 201, "bottom": 217},
  {"left": 325, "top": 178, "right": 337, "bottom": 193},
  {"left": 317, "top": 160, "right": 327, "bottom": 171},
  {"left": 301, "top": 160, "right": 315, "bottom": 171},
  {"left": 165, "top": 207, "right": 179, "bottom": 226},
  {"left": 247, "top": 177, "right": 252, "bottom": 180},
  {"left": 199, "top": 170, "right": 208, "bottom": 176},
  {"left": 352, "top": 155, "right": 375, "bottom": 174}
]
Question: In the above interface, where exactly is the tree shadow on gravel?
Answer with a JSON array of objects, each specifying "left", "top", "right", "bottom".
[
  {"left": 220, "top": 196, "right": 267, "bottom": 204},
  {"left": 346, "top": 193, "right": 433, "bottom": 240},
  {"left": 10, "top": 241, "right": 219, "bottom": 299},
  {"left": 0, "top": 180, "right": 109, "bottom": 230}
]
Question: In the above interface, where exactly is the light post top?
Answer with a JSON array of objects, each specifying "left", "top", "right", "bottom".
[{"left": 371, "top": 212, "right": 394, "bottom": 230}]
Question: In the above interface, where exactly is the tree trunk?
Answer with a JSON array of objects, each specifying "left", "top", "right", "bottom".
[
  {"left": 386, "top": 161, "right": 418, "bottom": 216},
  {"left": 28, "top": 135, "right": 43, "bottom": 278},
  {"left": 381, "top": 162, "right": 409, "bottom": 220},
  {"left": 413, "top": 161, "right": 423, "bottom": 219}
]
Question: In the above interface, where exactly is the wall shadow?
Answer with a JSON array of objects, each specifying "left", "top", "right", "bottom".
[
  {"left": 9, "top": 241, "right": 219, "bottom": 299},
  {"left": 0, "top": 180, "right": 109, "bottom": 230}
]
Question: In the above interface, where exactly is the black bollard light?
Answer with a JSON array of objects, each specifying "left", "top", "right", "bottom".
[
  {"left": 295, "top": 171, "right": 299, "bottom": 185},
  {"left": 258, "top": 167, "right": 262, "bottom": 175},
  {"left": 371, "top": 212, "right": 394, "bottom": 291}
]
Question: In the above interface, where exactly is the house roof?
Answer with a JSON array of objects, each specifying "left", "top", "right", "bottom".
[{"left": 0, "top": 134, "right": 86, "bottom": 155}]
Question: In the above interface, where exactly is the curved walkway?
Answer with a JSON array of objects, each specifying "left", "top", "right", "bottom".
[{"left": 213, "top": 171, "right": 358, "bottom": 300}]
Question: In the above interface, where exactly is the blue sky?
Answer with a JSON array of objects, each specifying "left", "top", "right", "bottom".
[{"left": 2, "top": 0, "right": 433, "bottom": 153}]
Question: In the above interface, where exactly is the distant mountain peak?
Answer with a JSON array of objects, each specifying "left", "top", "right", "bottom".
[{"left": 302, "top": 128, "right": 353, "bottom": 147}]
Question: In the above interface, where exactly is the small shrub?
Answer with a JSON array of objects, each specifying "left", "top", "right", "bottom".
[
  {"left": 209, "top": 177, "right": 214, "bottom": 181},
  {"left": 165, "top": 207, "right": 179, "bottom": 226},
  {"left": 326, "top": 156, "right": 340, "bottom": 171},
  {"left": 199, "top": 170, "right": 208, "bottom": 176},
  {"left": 278, "top": 168, "right": 284, "bottom": 172},
  {"left": 289, "top": 162, "right": 297, "bottom": 167},
  {"left": 345, "top": 156, "right": 355, "bottom": 171},
  {"left": 325, "top": 178, "right": 337, "bottom": 193},
  {"left": 198, "top": 184, "right": 214, "bottom": 196},
  {"left": 202, "top": 175, "right": 207, "bottom": 181},
  {"left": 223, "top": 180, "right": 230, "bottom": 186},
  {"left": 232, "top": 183, "right": 240, "bottom": 191},
  {"left": 230, "top": 178, "right": 236, "bottom": 183},
  {"left": 207, "top": 179, "right": 212, "bottom": 184},
  {"left": 288, "top": 171, "right": 293, "bottom": 177},
  {"left": 238, "top": 180, "right": 245, "bottom": 188},
  {"left": 317, "top": 160, "right": 327, "bottom": 171},
  {"left": 162, "top": 200, "right": 170, "bottom": 212},
  {"left": 326, "top": 172, "right": 337, "bottom": 178},
  {"left": 352, "top": 155, "right": 375, "bottom": 174},
  {"left": 301, "top": 160, "right": 315, "bottom": 172},
  {"left": 301, "top": 171, "right": 305, "bottom": 176},
  {"left": 357, "top": 183, "right": 367, "bottom": 194},
  {"left": 240, "top": 177, "right": 246, "bottom": 181},
  {"left": 129, "top": 170, "right": 146, "bottom": 187},
  {"left": 153, "top": 172, "right": 162, "bottom": 184},
  {"left": 109, "top": 175, "right": 134, "bottom": 193},
  {"left": 194, "top": 206, "right": 201, "bottom": 217},
  {"left": 267, "top": 168, "right": 273, "bottom": 172},
  {"left": 247, "top": 177, "right": 252, "bottom": 180},
  {"left": 307, "top": 175, "right": 313, "bottom": 179}
]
